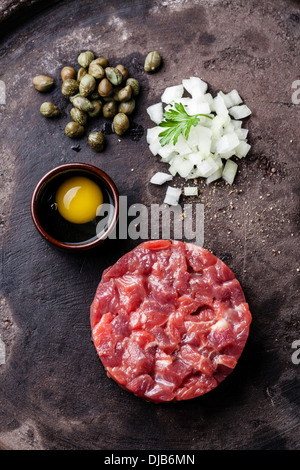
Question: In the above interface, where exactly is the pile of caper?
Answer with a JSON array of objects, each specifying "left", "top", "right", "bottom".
[{"left": 33, "top": 50, "right": 141, "bottom": 152}]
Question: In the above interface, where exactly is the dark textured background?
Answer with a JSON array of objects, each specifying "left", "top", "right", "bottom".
[{"left": 0, "top": 0, "right": 299, "bottom": 450}]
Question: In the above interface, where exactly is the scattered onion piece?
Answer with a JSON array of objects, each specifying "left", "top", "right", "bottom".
[
  {"left": 183, "top": 186, "right": 198, "bottom": 196},
  {"left": 150, "top": 172, "right": 173, "bottom": 185},
  {"left": 164, "top": 186, "right": 181, "bottom": 206},
  {"left": 222, "top": 160, "right": 238, "bottom": 185}
]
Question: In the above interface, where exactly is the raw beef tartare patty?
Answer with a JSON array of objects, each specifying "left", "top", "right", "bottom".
[{"left": 90, "top": 240, "right": 252, "bottom": 403}]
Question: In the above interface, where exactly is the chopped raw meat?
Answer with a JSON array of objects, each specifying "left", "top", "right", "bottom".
[{"left": 90, "top": 240, "right": 252, "bottom": 403}]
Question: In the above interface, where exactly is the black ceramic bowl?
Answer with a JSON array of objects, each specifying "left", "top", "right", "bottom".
[{"left": 31, "top": 162, "right": 119, "bottom": 251}]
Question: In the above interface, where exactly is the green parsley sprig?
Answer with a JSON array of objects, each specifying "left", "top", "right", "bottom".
[{"left": 158, "top": 102, "right": 213, "bottom": 147}]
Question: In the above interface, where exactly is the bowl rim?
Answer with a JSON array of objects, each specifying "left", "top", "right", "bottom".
[{"left": 30, "top": 162, "right": 119, "bottom": 251}]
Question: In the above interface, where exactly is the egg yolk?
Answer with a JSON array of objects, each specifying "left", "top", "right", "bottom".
[{"left": 55, "top": 176, "right": 103, "bottom": 224}]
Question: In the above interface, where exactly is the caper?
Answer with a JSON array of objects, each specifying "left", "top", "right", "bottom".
[
  {"left": 88, "top": 100, "right": 103, "bottom": 118},
  {"left": 103, "top": 100, "right": 118, "bottom": 119},
  {"left": 61, "top": 66, "right": 77, "bottom": 81},
  {"left": 118, "top": 98, "right": 135, "bottom": 116},
  {"left": 61, "top": 78, "right": 79, "bottom": 96},
  {"left": 96, "top": 57, "right": 109, "bottom": 68},
  {"left": 113, "top": 112, "right": 130, "bottom": 135},
  {"left": 79, "top": 73, "right": 96, "bottom": 97},
  {"left": 77, "top": 51, "right": 94, "bottom": 68},
  {"left": 69, "top": 93, "right": 80, "bottom": 104},
  {"left": 116, "top": 64, "right": 129, "bottom": 82},
  {"left": 88, "top": 132, "right": 105, "bottom": 152},
  {"left": 126, "top": 78, "right": 140, "bottom": 96},
  {"left": 77, "top": 67, "right": 87, "bottom": 82},
  {"left": 40, "top": 102, "right": 60, "bottom": 118},
  {"left": 144, "top": 51, "right": 162, "bottom": 72},
  {"left": 73, "top": 95, "right": 94, "bottom": 112},
  {"left": 70, "top": 107, "right": 88, "bottom": 126},
  {"left": 33, "top": 75, "right": 54, "bottom": 92},
  {"left": 117, "top": 84, "right": 132, "bottom": 102},
  {"left": 65, "top": 121, "right": 85, "bottom": 138},
  {"left": 105, "top": 67, "right": 123, "bottom": 86},
  {"left": 98, "top": 78, "right": 113, "bottom": 97},
  {"left": 88, "top": 60, "right": 105, "bottom": 79}
]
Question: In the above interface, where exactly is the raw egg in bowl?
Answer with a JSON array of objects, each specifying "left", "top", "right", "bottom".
[{"left": 31, "top": 163, "right": 119, "bottom": 251}]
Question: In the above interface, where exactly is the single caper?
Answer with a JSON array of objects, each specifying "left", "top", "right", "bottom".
[
  {"left": 69, "top": 93, "right": 80, "bottom": 104},
  {"left": 70, "top": 107, "right": 88, "bottom": 126},
  {"left": 113, "top": 112, "right": 130, "bottom": 135},
  {"left": 126, "top": 78, "right": 140, "bottom": 96},
  {"left": 61, "top": 78, "right": 79, "bottom": 96},
  {"left": 61, "top": 66, "right": 77, "bottom": 81},
  {"left": 40, "top": 102, "right": 60, "bottom": 118},
  {"left": 88, "top": 100, "right": 103, "bottom": 118},
  {"left": 77, "top": 67, "right": 87, "bottom": 82},
  {"left": 118, "top": 98, "right": 135, "bottom": 116},
  {"left": 96, "top": 57, "right": 109, "bottom": 68},
  {"left": 33, "top": 75, "right": 54, "bottom": 92},
  {"left": 65, "top": 121, "right": 85, "bottom": 138},
  {"left": 105, "top": 66, "right": 123, "bottom": 86},
  {"left": 117, "top": 84, "right": 132, "bottom": 102},
  {"left": 73, "top": 95, "right": 94, "bottom": 112},
  {"left": 88, "top": 132, "right": 105, "bottom": 152},
  {"left": 103, "top": 100, "right": 118, "bottom": 119},
  {"left": 88, "top": 60, "right": 105, "bottom": 79},
  {"left": 77, "top": 51, "right": 94, "bottom": 68},
  {"left": 98, "top": 78, "right": 113, "bottom": 97},
  {"left": 116, "top": 64, "right": 129, "bottom": 82},
  {"left": 144, "top": 51, "right": 162, "bottom": 72},
  {"left": 79, "top": 73, "right": 96, "bottom": 97}
]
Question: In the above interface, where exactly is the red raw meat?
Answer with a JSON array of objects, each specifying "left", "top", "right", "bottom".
[{"left": 90, "top": 240, "right": 252, "bottom": 403}]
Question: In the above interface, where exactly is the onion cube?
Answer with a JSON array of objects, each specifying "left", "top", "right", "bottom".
[
  {"left": 206, "top": 166, "right": 223, "bottom": 184},
  {"left": 161, "top": 84, "right": 184, "bottom": 104},
  {"left": 150, "top": 172, "right": 173, "bottom": 185},
  {"left": 227, "top": 89, "right": 243, "bottom": 107},
  {"left": 164, "top": 186, "right": 182, "bottom": 206},
  {"left": 146, "top": 126, "right": 161, "bottom": 144},
  {"left": 197, "top": 126, "right": 212, "bottom": 157},
  {"left": 147, "top": 102, "right": 164, "bottom": 124},
  {"left": 214, "top": 93, "right": 229, "bottom": 116},
  {"left": 182, "top": 77, "right": 208, "bottom": 98},
  {"left": 197, "top": 156, "right": 219, "bottom": 177},
  {"left": 184, "top": 186, "right": 198, "bottom": 196},
  {"left": 187, "top": 100, "right": 211, "bottom": 116},
  {"left": 229, "top": 104, "right": 251, "bottom": 119},
  {"left": 222, "top": 159, "right": 238, "bottom": 185},
  {"left": 216, "top": 133, "right": 240, "bottom": 154},
  {"left": 235, "top": 141, "right": 251, "bottom": 158}
]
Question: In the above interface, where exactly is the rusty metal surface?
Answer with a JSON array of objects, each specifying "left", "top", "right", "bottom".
[{"left": 0, "top": 0, "right": 299, "bottom": 450}]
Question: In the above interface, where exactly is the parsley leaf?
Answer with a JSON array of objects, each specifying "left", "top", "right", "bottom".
[{"left": 158, "top": 102, "right": 213, "bottom": 147}]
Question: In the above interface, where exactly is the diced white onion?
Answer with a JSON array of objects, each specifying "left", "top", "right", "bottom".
[
  {"left": 229, "top": 104, "right": 251, "bottom": 119},
  {"left": 164, "top": 186, "right": 182, "bottom": 206},
  {"left": 183, "top": 186, "right": 198, "bottom": 196},
  {"left": 206, "top": 166, "right": 223, "bottom": 184},
  {"left": 150, "top": 172, "right": 173, "bottom": 185},
  {"left": 147, "top": 102, "right": 164, "bottom": 124},
  {"left": 222, "top": 160, "right": 238, "bottom": 185},
  {"left": 161, "top": 84, "right": 184, "bottom": 104},
  {"left": 146, "top": 126, "right": 161, "bottom": 144},
  {"left": 214, "top": 93, "right": 229, "bottom": 116},
  {"left": 146, "top": 78, "right": 251, "bottom": 188},
  {"left": 235, "top": 141, "right": 251, "bottom": 158},
  {"left": 216, "top": 133, "right": 240, "bottom": 154},
  {"left": 182, "top": 77, "right": 208, "bottom": 98}
]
